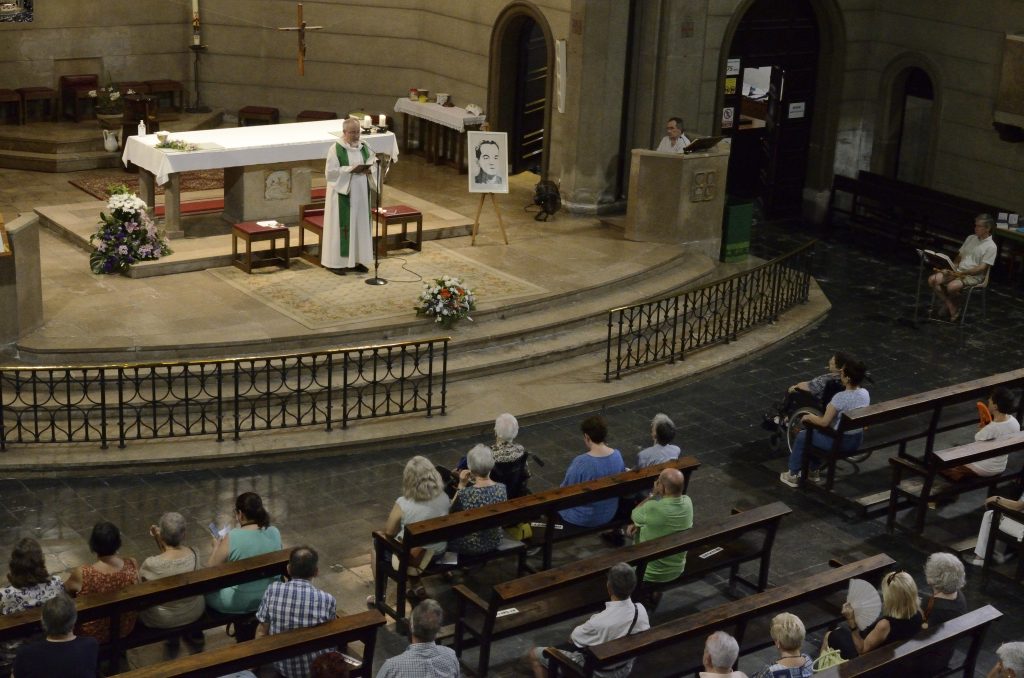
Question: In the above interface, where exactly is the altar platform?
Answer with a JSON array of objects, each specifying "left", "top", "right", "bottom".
[{"left": 0, "top": 109, "right": 224, "bottom": 172}]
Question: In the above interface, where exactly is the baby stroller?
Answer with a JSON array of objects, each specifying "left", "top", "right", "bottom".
[{"left": 763, "top": 380, "right": 872, "bottom": 463}]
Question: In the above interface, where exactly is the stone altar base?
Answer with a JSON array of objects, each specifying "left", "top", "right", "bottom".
[{"left": 223, "top": 160, "right": 314, "bottom": 225}]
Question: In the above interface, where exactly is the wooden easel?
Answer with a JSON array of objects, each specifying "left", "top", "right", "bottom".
[{"left": 471, "top": 192, "right": 509, "bottom": 245}]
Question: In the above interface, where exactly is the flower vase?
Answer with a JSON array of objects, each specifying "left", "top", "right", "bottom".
[{"left": 102, "top": 129, "right": 120, "bottom": 153}]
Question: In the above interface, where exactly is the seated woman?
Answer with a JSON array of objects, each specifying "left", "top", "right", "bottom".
[
  {"left": 64, "top": 521, "right": 141, "bottom": 644},
  {"left": 764, "top": 351, "right": 851, "bottom": 431},
  {"left": 752, "top": 612, "right": 813, "bottom": 677},
  {"left": 918, "top": 553, "right": 967, "bottom": 675},
  {"left": 448, "top": 445, "right": 508, "bottom": 555},
  {"left": 823, "top": 571, "right": 923, "bottom": 660},
  {"left": 490, "top": 413, "right": 531, "bottom": 499},
  {"left": 206, "top": 492, "right": 282, "bottom": 620},
  {"left": 138, "top": 512, "right": 204, "bottom": 632},
  {"left": 0, "top": 538, "right": 65, "bottom": 675},
  {"left": 965, "top": 490, "right": 1024, "bottom": 566},
  {"left": 558, "top": 415, "right": 626, "bottom": 529},
  {"left": 942, "top": 387, "right": 1020, "bottom": 482},
  {"left": 366, "top": 455, "right": 450, "bottom": 606},
  {"left": 779, "top": 359, "right": 869, "bottom": 487}
]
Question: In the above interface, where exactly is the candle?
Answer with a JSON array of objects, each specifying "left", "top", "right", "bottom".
[
  {"left": 363, "top": 115, "right": 371, "bottom": 128},
  {"left": 378, "top": 114, "right": 386, "bottom": 126},
  {"left": 191, "top": 0, "right": 201, "bottom": 45}
]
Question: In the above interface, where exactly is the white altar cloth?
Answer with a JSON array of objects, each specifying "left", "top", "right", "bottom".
[
  {"left": 122, "top": 121, "right": 399, "bottom": 185},
  {"left": 393, "top": 98, "right": 485, "bottom": 132}
]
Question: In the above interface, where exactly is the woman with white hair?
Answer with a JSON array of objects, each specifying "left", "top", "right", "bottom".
[
  {"left": 919, "top": 552, "right": 967, "bottom": 674},
  {"left": 753, "top": 612, "right": 812, "bottom": 677},
  {"left": 491, "top": 413, "right": 532, "bottom": 498},
  {"left": 366, "top": 456, "right": 449, "bottom": 606},
  {"left": 989, "top": 642, "right": 1024, "bottom": 678},
  {"left": 701, "top": 630, "right": 748, "bottom": 677},
  {"left": 139, "top": 512, "right": 205, "bottom": 630},
  {"left": 449, "top": 444, "right": 508, "bottom": 555}
]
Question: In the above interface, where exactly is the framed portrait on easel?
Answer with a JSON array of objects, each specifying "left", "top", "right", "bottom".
[{"left": 467, "top": 131, "right": 509, "bottom": 194}]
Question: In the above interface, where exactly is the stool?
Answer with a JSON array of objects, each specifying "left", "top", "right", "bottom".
[
  {"left": 232, "top": 221, "right": 291, "bottom": 274},
  {"left": 144, "top": 80, "right": 184, "bottom": 113},
  {"left": 58, "top": 74, "right": 99, "bottom": 122},
  {"left": 16, "top": 87, "right": 57, "bottom": 124},
  {"left": 296, "top": 110, "right": 337, "bottom": 122},
  {"left": 375, "top": 204, "right": 423, "bottom": 256},
  {"left": 238, "top": 106, "right": 280, "bottom": 126},
  {"left": 0, "top": 90, "right": 20, "bottom": 125},
  {"left": 298, "top": 202, "right": 325, "bottom": 266}
]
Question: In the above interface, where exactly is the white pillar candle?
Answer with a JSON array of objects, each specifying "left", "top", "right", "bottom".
[
  {"left": 363, "top": 115, "right": 371, "bottom": 128},
  {"left": 378, "top": 114, "right": 386, "bottom": 126},
  {"left": 192, "top": 0, "right": 201, "bottom": 45}
]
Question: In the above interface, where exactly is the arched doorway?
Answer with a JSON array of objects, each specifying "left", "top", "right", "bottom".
[
  {"left": 874, "top": 56, "right": 942, "bottom": 186},
  {"left": 488, "top": 2, "right": 554, "bottom": 178},
  {"left": 717, "top": 0, "right": 845, "bottom": 220}
]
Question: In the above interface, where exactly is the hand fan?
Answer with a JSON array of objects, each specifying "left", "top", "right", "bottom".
[
  {"left": 846, "top": 578, "right": 882, "bottom": 629},
  {"left": 977, "top": 401, "right": 992, "bottom": 427}
]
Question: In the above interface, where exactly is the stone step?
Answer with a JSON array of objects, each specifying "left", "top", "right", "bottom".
[{"left": 0, "top": 148, "right": 122, "bottom": 172}]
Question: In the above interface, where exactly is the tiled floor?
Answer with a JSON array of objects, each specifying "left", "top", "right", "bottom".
[{"left": 2, "top": 156, "right": 1024, "bottom": 675}]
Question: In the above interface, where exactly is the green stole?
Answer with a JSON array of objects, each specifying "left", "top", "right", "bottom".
[{"left": 334, "top": 142, "right": 372, "bottom": 258}]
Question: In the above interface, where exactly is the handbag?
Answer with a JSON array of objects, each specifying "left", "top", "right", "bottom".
[
  {"left": 504, "top": 522, "right": 533, "bottom": 541},
  {"left": 812, "top": 646, "right": 847, "bottom": 672}
]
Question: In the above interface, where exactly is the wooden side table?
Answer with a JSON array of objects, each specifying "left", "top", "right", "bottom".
[
  {"left": 16, "top": 87, "right": 57, "bottom": 124},
  {"left": 144, "top": 80, "right": 184, "bottom": 113},
  {"left": 375, "top": 205, "right": 423, "bottom": 256},
  {"left": 232, "top": 221, "right": 290, "bottom": 273}
]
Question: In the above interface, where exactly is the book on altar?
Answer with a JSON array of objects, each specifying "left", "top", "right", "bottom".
[{"left": 917, "top": 248, "right": 955, "bottom": 270}]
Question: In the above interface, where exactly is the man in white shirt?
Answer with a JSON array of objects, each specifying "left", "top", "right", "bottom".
[
  {"left": 700, "top": 630, "right": 749, "bottom": 677},
  {"left": 527, "top": 562, "right": 650, "bottom": 678},
  {"left": 927, "top": 213, "right": 998, "bottom": 321},
  {"left": 655, "top": 117, "right": 691, "bottom": 154},
  {"left": 942, "top": 387, "right": 1020, "bottom": 481}
]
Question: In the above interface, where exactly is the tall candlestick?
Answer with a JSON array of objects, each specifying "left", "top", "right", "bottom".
[{"left": 191, "top": 0, "right": 201, "bottom": 46}]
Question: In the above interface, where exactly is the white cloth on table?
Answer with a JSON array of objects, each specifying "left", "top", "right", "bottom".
[
  {"left": 656, "top": 134, "right": 691, "bottom": 154},
  {"left": 974, "top": 491, "right": 1024, "bottom": 559},
  {"left": 393, "top": 98, "right": 486, "bottom": 132},
  {"left": 322, "top": 140, "right": 377, "bottom": 269}
]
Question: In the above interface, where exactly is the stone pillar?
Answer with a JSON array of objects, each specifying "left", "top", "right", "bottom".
[
  {"left": 0, "top": 215, "right": 43, "bottom": 346},
  {"left": 556, "top": 0, "right": 631, "bottom": 214}
]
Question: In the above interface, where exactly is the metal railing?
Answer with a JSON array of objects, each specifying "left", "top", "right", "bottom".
[
  {"left": 605, "top": 241, "right": 815, "bottom": 381},
  {"left": 0, "top": 337, "right": 449, "bottom": 450}
]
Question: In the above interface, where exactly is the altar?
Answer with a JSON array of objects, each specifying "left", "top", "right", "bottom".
[{"left": 121, "top": 120, "right": 399, "bottom": 235}]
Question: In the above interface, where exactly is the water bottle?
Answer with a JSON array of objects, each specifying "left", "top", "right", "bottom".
[{"left": 137, "top": 120, "right": 147, "bottom": 137}]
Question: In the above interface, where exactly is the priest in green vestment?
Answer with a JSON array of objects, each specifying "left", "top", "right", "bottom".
[{"left": 322, "top": 117, "right": 377, "bottom": 273}]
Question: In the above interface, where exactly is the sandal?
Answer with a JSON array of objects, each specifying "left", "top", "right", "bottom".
[{"left": 365, "top": 594, "right": 377, "bottom": 608}]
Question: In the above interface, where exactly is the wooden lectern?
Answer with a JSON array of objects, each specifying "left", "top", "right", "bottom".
[{"left": 624, "top": 142, "right": 731, "bottom": 260}]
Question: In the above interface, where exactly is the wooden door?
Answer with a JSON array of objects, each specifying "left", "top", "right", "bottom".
[
  {"left": 757, "top": 63, "right": 815, "bottom": 217},
  {"left": 512, "top": 19, "right": 547, "bottom": 175}
]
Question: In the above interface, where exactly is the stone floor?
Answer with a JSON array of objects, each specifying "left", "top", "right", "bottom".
[{"left": 3, "top": 156, "right": 1024, "bottom": 674}]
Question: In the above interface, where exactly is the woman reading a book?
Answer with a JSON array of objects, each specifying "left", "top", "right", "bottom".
[{"left": 927, "top": 213, "right": 997, "bottom": 322}]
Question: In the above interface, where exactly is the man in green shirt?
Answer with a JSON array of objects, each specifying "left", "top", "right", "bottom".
[{"left": 627, "top": 468, "right": 694, "bottom": 583}]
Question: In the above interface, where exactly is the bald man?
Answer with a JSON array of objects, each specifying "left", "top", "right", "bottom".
[{"left": 627, "top": 468, "right": 693, "bottom": 584}]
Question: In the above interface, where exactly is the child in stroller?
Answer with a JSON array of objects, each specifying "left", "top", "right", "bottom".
[{"left": 763, "top": 351, "right": 852, "bottom": 454}]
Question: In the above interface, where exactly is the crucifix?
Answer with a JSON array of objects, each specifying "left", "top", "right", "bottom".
[{"left": 278, "top": 2, "right": 323, "bottom": 76}]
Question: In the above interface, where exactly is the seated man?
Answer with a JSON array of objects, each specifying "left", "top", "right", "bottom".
[
  {"left": 13, "top": 593, "right": 98, "bottom": 678},
  {"left": 527, "top": 562, "right": 650, "bottom": 678},
  {"left": 637, "top": 413, "right": 682, "bottom": 468},
  {"left": 701, "top": 630, "right": 749, "bottom": 678},
  {"left": 256, "top": 546, "right": 337, "bottom": 678},
  {"left": 780, "top": 359, "right": 869, "bottom": 487},
  {"left": 627, "top": 468, "right": 693, "bottom": 588},
  {"left": 655, "top": 117, "right": 692, "bottom": 154},
  {"left": 942, "top": 386, "right": 1020, "bottom": 481},
  {"left": 927, "top": 213, "right": 997, "bottom": 321},
  {"left": 377, "top": 599, "right": 459, "bottom": 678}
]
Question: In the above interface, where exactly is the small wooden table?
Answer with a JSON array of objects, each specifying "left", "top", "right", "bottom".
[
  {"left": 375, "top": 205, "right": 423, "bottom": 255},
  {"left": 231, "top": 221, "right": 290, "bottom": 273}
]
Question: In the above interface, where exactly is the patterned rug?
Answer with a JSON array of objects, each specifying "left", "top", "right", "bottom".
[
  {"left": 207, "top": 245, "right": 548, "bottom": 330},
  {"left": 69, "top": 169, "right": 224, "bottom": 200}
]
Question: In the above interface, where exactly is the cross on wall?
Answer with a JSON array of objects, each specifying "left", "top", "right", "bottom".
[{"left": 278, "top": 2, "right": 323, "bottom": 76}]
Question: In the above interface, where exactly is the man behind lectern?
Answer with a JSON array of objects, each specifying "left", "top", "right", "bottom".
[{"left": 655, "top": 117, "right": 691, "bottom": 154}]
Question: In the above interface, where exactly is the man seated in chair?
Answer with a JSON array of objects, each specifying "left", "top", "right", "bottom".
[{"left": 927, "top": 213, "right": 997, "bottom": 322}]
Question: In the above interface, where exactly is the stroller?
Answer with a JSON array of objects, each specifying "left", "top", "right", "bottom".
[{"left": 762, "top": 378, "right": 872, "bottom": 462}]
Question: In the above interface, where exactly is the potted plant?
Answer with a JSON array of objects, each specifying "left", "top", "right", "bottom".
[
  {"left": 89, "top": 185, "right": 172, "bottom": 274},
  {"left": 90, "top": 83, "right": 134, "bottom": 127}
]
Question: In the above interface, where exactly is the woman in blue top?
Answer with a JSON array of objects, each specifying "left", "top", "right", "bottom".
[
  {"left": 206, "top": 492, "right": 282, "bottom": 614},
  {"left": 558, "top": 415, "right": 626, "bottom": 528},
  {"left": 780, "top": 359, "right": 870, "bottom": 487}
]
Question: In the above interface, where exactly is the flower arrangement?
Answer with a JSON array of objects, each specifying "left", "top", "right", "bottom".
[
  {"left": 88, "top": 186, "right": 172, "bottom": 274},
  {"left": 89, "top": 84, "right": 133, "bottom": 115},
  {"left": 415, "top": 276, "right": 475, "bottom": 329},
  {"left": 155, "top": 139, "right": 199, "bottom": 152}
]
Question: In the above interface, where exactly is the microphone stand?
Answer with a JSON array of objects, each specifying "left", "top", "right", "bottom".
[{"left": 365, "top": 151, "right": 393, "bottom": 286}]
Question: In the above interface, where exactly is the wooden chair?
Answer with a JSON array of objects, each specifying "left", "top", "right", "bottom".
[
  {"left": 144, "top": 79, "right": 184, "bottom": 113},
  {"left": 298, "top": 201, "right": 325, "bottom": 265},
  {"left": 0, "top": 90, "right": 20, "bottom": 125},
  {"left": 239, "top": 105, "right": 280, "bottom": 126},
  {"left": 59, "top": 73, "right": 99, "bottom": 122},
  {"left": 16, "top": 87, "right": 57, "bottom": 124}
]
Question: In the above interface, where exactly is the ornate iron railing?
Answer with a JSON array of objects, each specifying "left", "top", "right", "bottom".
[
  {"left": 0, "top": 337, "right": 449, "bottom": 450},
  {"left": 605, "top": 241, "right": 815, "bottom": 381}
]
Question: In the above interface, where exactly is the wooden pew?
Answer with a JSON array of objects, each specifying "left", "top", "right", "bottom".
[
  {"left": 453, "top": 502, "right": 790, "bottom": 676},
  {"left": 812, "top": 605, "right": 1002, "bottom": 678},
  {"left": 797, "top": 368, "right": 1024, "bottom": 515},
  {"left": 372, "top": 457, "right": 700, "bottom": 625},
  {"left": 0, "top": 548, "right": 291, "bottom": 662},
  {"left": 543, "top": 554, "right": 896, "bottom": 677},
  {"left": 115, "top": 609, "right": 385, "bottom": 678},
  {"left": 887, "top": 433, "right": 1024, "bottom": 533}
]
